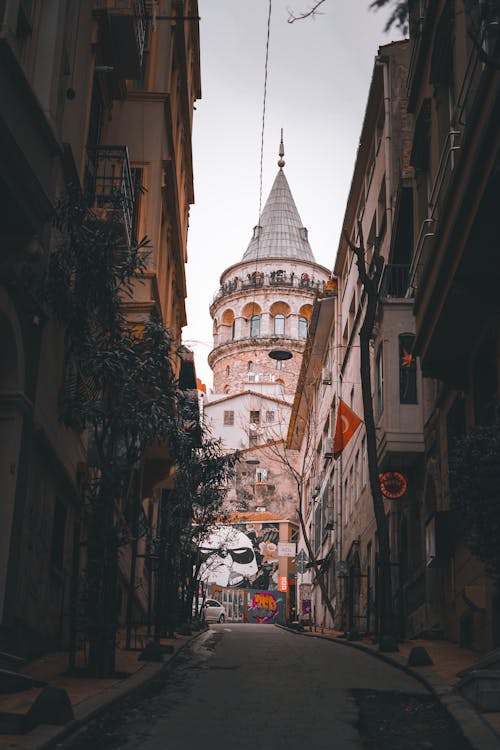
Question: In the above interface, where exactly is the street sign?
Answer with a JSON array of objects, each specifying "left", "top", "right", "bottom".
[
  {"left": 278, "top": 542, "right": 297, "bottom": 557},
  {"left": 278, "top": 576, "right": 288, "bottom": 592},
  {"left": 296, "top": 549, "right": 308, "bottom": 574}
]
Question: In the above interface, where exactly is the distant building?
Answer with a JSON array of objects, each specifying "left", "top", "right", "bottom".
[
  {"left": 198, "top": 512, "right": 298, "bottom": 625},
  {"left": 203, "top": 139, "right": 330, "bottom": 619}
]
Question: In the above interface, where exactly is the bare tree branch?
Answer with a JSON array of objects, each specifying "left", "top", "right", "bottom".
[{"left": 287, "top": 0, "right": 326, "bottom": 23}]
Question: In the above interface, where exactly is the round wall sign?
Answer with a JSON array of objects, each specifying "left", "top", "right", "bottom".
[{"left": 380, "top": 471, "right": 408, "bottom": 500}]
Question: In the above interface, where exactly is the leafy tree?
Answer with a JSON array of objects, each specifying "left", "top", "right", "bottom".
[
  {"left": 449, "top": 422, "right": 500, "bottom": 580},
  {"left": 46, "top": 189, "right": 179, "bottom": 676},
  {"left": 156, "top": 403, "right": 239, "bottom": 632}
]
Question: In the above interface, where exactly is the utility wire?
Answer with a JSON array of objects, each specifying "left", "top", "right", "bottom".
[{"left": 258, "top": 0, "right": 272, "bottom": 224}]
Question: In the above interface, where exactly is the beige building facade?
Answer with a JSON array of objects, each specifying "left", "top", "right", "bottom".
[
  {"left": 289, "top": 41, "right": 420, "bottom": 633},
  {"left": 0, "top": 0, "right": 200, "bottom": 656}
]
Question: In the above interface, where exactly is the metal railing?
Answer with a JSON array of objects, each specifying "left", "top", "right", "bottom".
[
  {"left": 379, "top": 264, "right": 410, "bottom": 299},
  {"left": 85, "top": 145, "right": 135, "bottom": 245},
  {"left": 211, "top": 273, "right": 326, "bottom": 306}
]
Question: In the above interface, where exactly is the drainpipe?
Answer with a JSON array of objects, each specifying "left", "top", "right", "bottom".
[{"left": 376, "top": 55, "right": 393, "bottom": 250}]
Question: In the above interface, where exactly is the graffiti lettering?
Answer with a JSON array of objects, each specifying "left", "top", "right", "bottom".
[{"left": 251, "top": 591, "right": 279, "bottom": 623}]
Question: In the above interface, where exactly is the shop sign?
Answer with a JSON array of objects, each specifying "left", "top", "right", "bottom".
[{"left": 380, "top": 471, "right": 408, "bottom": 500}]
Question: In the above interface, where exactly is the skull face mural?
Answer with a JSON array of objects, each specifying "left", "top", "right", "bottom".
[{"left": 198, "top": 526, "right": 258, "bottom": 587}]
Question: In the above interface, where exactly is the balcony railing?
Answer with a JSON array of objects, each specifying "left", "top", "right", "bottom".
[
  {"left": 94, "top": 0, "right": 147, "bottom": 79},
  {"left": 211, "top": 272, "right": 326, "bottom": 306},
  {"left": 379, "top": 264, "right": 410, "bottom": 299},
  {"left": 85, "top": 146, "right": 135, "bottom": 245}
]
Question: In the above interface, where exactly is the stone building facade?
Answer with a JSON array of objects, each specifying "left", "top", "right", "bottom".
[{"left": 208, "top": 152, "right": 330, "bottom": 399}]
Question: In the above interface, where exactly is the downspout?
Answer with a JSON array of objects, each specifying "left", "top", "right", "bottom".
[{"left": 376, "top": 55, "right": 393, "bottom": 250}]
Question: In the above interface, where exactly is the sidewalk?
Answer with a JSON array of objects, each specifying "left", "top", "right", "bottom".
[
  {"left": 0, "top": 628, "right": 203, "bottom": 750},
  {"left": 291, "top": 625, "right": 500, "bottom": 750}
]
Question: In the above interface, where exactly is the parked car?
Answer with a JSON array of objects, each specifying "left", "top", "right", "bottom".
[{"left": 203, "top": 599, "right": 226, "bottom": 623}]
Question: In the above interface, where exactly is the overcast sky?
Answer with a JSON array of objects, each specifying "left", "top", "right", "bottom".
[{"left": 184, "top": 1, "right": 404, "bottom": 388}]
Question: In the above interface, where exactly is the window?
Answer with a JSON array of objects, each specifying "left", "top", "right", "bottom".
[
  {"left": 361, "top": 436, "right": 367, "bottom": 488},
  {"left": 247, "top": 361, "right": 253, "bottom": 371},
  {"left": 231, "top": 320, "right": 236, "bottom": 340},
  {"left": 314, "top": 503, "right": 322, "bottom": 552},
  {"left": 375, "top": 344, "right": 384, "bottom": 418},
  {"left": 250, "top": 410, "right": 260, "bottom": 425},
  {"left": 354, "top": 451, "right": 359, "bottom": 502},
  {"left": 349, "top": 466, "right": 354, "bottom": 516},
  {"left": 399, "top": 333, "right": 417, "bottom": 404},
  {"left": 274, "top": 314, "right": 285, "bottom": 336},
  {"left": 226, "top": 365, "right": 230, "bottom": 377},
  {"left": 256, "top": 468, "right": 268, "bottom": 483},
  {"left": 130, "top": 167, "right": 144, "bottom": 241},
  {"left": 276, "top": 360, "right": 283, "bottom": 370},
  {"left": 51, "top": 497, "right": 67, "bottom": 570},
  {"left": 266, "top": 410, "right": 275, "bottom": 423},
  {"left": 298, "top": 316, "right": 308, "bottom": 339},
  {"left": 223, "top": 411, "right": 234, "bottom": 426},
  {"left": 250, "top": 315, "right": 260, "bottom": 337}
]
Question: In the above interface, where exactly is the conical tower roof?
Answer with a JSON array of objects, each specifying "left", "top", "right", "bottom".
[{"left": 241, "top": 166, "right": 316, "bottom": 264}]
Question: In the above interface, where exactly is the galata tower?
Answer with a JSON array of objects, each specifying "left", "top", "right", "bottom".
[{"left": 208, "top": 139, "right": 331, "bottom": 398}]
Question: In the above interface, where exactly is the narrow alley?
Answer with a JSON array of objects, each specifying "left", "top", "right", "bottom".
[{"left": 60, "top": 626, "right": 471, "bottom": 750}]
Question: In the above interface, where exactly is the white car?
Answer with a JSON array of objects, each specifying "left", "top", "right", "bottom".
[{"left": 203, "top": 599, "right": 226, "bottom": 623}]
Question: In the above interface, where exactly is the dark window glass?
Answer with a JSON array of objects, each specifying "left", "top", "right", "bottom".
[
  {"left": 376, "top": 344, "right": 384, "bottom": 417},
  {"left": 51, "top": 497, "right": 67, "bottom": 569},
  {"left": 399, "top": 333, "right": 417, "bottom": 404}
]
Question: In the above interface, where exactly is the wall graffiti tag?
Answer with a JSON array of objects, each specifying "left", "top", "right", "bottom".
[{"left": 250, "top": 591, "right": 279, "bottom": 623}]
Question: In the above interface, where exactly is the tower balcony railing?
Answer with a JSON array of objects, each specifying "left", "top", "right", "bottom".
[
  {"left": 85, "top": 145, "right": 135, "bottom": 246},
  {"left": 211, "top": 271, "right": 326, "bottom": 306}
]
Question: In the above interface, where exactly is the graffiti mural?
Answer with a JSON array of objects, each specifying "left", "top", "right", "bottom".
[
  {"left": 250, "top": 591, "right": 279, "bottom": 623},
  {"left": 198, "top": 522, "right": 280, "bottom": 590},
  {"left": 209, "top": 587, "right": 286, "bottom": 624}
]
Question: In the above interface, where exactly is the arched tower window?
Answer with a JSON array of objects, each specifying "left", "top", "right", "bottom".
[
  {"left": 298, "top": 316, "right": 308, "bottom": 339},
  {"left": 247, "top": 361, "right": 253, "bottom": 371},
  {"left": 274, "top": 314, "right": 285, "bottom": 336},
  {"left": 250, "top": 315, "right": 260, "bottom": 338}
]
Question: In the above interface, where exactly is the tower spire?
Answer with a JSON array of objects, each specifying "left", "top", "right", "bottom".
[{"left": 278, "top": 128, "right": 285, "bottom": 169}]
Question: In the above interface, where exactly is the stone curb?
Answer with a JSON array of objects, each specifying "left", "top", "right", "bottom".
[
  {"left": 18, "top": 630, "right": 206, "bottom": 750},
  {"left": 276, "top": 624, "right": 500, "bottom": 750}
]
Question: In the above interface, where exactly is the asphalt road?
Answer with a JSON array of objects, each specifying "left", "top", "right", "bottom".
[{"left": 117, "top": 624, "right": 430, "bottom": 750}]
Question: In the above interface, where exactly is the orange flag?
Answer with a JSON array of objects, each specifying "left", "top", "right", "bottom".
[{"left": 333, "top": 399, "right": 362, "bottom": 459}]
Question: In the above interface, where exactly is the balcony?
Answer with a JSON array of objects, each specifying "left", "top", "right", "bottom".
[
  {"left": 211, "top": 272, "right": 326, "bottom": 309},
  {"left": 380, "top": 264, "right": 410, "bottom": 299},
  {"left": 94, "top": 0, "right": 147, "bottom": 79},
  {"left": 85, "top": 146, "right": 135, "bottom": 245}
]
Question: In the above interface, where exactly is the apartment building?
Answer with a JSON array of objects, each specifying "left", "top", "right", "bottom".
[
  {"left": 407, "top": 0, "right": 500, "bottom": 651},
  {"left": 289, "top": 41, "right": 419, "bottom": 634},
  {"left": 0, "top": 0, "right": 200, "bottom": 656}
]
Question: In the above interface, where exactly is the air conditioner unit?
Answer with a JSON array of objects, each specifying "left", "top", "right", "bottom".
[
  {"left": 322, "top": 368, "right": 332, "bottom": 385},
  {"left": 323, "top": 437, "right": 334, "bottom": 459},
  {"left": 324, "top": 513, "right": 335, "bottom": 531}
]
